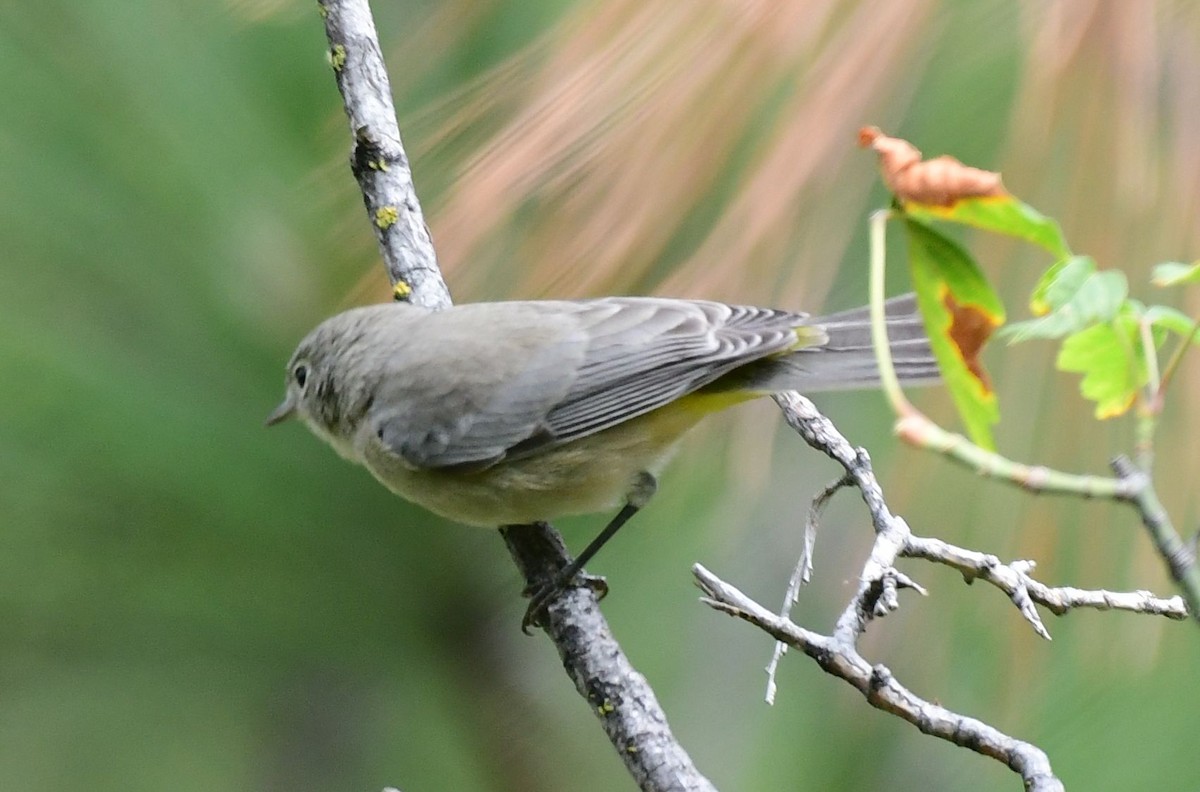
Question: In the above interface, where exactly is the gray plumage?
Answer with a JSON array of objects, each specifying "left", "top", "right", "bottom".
[{"left": 267, "top": 294, "right": 936, "bottom": 526}]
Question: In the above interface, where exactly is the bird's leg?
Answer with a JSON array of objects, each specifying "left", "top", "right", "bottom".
[{"left": 522, "top": 472, "right": 658, "bottom": 632}]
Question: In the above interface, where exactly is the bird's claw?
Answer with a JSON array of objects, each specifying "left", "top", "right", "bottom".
[{"left": 521, "top": 573, "right": 609, "bottom": 634}]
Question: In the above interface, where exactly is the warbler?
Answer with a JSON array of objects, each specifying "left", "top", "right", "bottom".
[{"left": 267, "top": 294, "right": 935, "bottom": 625}]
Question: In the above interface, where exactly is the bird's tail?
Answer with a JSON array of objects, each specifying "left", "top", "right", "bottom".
[{"left": 735, "top": 293, "right": 940, "bottom": 393}]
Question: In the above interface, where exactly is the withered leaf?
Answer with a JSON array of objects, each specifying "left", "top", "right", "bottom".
[{"left": 859, "top": 126, "right": 1005, "bottom": 207}]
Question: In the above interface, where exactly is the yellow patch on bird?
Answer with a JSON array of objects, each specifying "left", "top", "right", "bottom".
[
  {"left": 673, "top": 390, "right": 758, "bottom": 416},
  {"left": 791, "top": 324, "right": 829, "bottom": 349}
]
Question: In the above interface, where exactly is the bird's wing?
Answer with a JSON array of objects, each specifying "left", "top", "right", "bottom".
[
  {"left": 537, "top": 298, "right": 810, "bottom": 445},
  {"left": 371, "top": 298, "right": 812, "bottom": 470}
]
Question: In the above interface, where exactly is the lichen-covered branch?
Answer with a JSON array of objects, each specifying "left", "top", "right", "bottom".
[
  {"left": 317, "top": 2, "right": 715, "bottom": 790},
  {"left": 319, "top": 0, "right": 450, "bottom": 308}
]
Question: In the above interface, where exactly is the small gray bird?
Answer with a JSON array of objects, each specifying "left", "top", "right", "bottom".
[{"left": 267, "top": 294, "right": 937, "bottom": 626}]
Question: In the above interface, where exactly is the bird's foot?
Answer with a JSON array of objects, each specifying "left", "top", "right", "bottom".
[{"left": 521, "top": 573, "right": 608, "bottom": 634}]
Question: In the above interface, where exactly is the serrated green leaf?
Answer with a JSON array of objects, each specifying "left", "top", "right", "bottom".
[
  {"left": 1002, "top": 268, "right": 1128, "bottom": 343},
  {"left": 905, "top": 196, "right": 1071, "bottom": 259},
  {"left": 1151, "top": 261, "right": 1200, "bottom": 287},
  {"left": 904, "top": 218, "right": 1004, "bottom": 448},
  {"left": 1056, "top": 321, "right": 1146, "bottom": 419}
]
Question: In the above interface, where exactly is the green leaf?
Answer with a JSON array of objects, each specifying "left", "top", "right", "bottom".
[
  {"left": 1151, "top": 261, "right": 1200, "bottom": 287},
  {"left": 904, "top": 217, "right": 1004, "bottom": 449},
  {"left": 1002, "top": 265, "right": 1127, "bottom": 342},
  {"left": 1056, "top": 320, "right": 1146, "bottom": 419},
  {"left": 905, "top": 196, "right": 1071, "bottom": 259},
  {"left": 1029, "top": 255, "right": 1095, "bottom": 315},
  {"left": 1144, "top": 304, "right": 1199, "bottom": 339}
]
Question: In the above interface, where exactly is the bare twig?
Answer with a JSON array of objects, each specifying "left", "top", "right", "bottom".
[
  {"left": 770, "top": 393, "right": 915, "bottom": 639},
  {"left": 318, "top": 2, "right": 715, "bottom": 789},
  {"left": 904, "top": 535, "right": 1188, "bottom": 623},
  {"left": 766, "top": 472, "right": 851, "bottom": 704},
  {"left": 1111, "top": 456, "right": 1200, "bottom": 621},
  {"left": 695, "top": 565, "right": 1065, "bottom": 792},
  {"left": 727, "top": 393, "right": 1065, "bottom": 788},
  {"left": 707, "top": 393, "right": 1185, "bottom": 787}
]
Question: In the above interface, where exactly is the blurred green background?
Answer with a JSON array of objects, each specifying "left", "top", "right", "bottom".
[{"left": 2, "top": 1, "right": 1198, "bottom": 790}]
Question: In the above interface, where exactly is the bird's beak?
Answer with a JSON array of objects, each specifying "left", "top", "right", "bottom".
[{"left": 264, "top": 394, "right": 297, "bottom": 427}]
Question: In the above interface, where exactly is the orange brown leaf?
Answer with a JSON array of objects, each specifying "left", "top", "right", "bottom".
[
  {"left": 859, "top": 126, "right": 1005, "bottom": 207},
  {"left": 903, "top": 218, "right": 1004, "bottom": 448},
  {"left": 943, "top": 291, "right": 997, "bottom": 393}
]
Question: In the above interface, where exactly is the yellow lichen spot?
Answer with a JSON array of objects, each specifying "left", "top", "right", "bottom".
[
  {"left": 392, "top": 281, "right": 412, "bottom": 301},
  {"left": 597, "top": 699, "right": 615, "bottom": 715},
  {"left": 328, "top": 44, "right": 347, "bottom": 71},
  {"left": 374, "top": 205, "right": 399, "bottom": 229},
  {"left": 370, "top": 158, "right": 390, "bottom": 172},
  {"left": 316, "top": 1, "right": 328, "bottom": 18},
  {"left": 625, "top": 745, "right": 638, "bottom": 754}
]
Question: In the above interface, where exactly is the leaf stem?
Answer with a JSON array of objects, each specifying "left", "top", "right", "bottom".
[
  {"left": 1139, "top": 317, "right": 1161, "bottom": 397},
  {"left": 1153, "top": 313, "right": 1200, "bottom": 411},
  {"left": 868, "top": 209, "right": 913, "bottom": 416},
  {"left": 1135, "top": 317, "right": 1160, "bottom": 467}
]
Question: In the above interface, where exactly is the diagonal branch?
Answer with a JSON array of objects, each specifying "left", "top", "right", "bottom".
[
  {"left": 318, "top": 2, "right": 715, "bottom": 790},
  {"left": 319, "top": 0, "right": 450, "bottom": 309},
  {"left": 702, "top": 392, "right": 1183, "bottom": 788},
  {"left": 700, "top": 392, "right": 1069, "bottom": 790},
  {"left": 1111, "top": 455, "right": 1200, "bottom": 620},
  {"left": 694, "top": 566, "right": 1064, "bottom": 792},
  {"left": 500, "top": 526, "right": 716, "bottom": 792}
]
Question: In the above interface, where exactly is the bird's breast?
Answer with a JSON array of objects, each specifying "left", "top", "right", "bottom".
[{"left": 359, "top": 399, "right": 716, "bottom": 526}]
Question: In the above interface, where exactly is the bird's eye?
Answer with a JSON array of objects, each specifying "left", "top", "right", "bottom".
[{"left": 293, "top": 364, "right": 309, "bottom": 389}]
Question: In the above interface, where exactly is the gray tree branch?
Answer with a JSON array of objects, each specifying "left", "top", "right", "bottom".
[
  {"left": 699, "top": 392, "right": 1186, "bottom": 791},
  {"left": 319, "top": 0, "right": 450, "bottom": 309},
  {"left": 701, "top": 393, "right": 1067, "bottom": 792},
  {"left": 318, "top": 2, "right": 715, "bottom": 790},
  {"left": 1111, "top": 455, "right": 1200, "bottom": 618},
  {"left": 694, "top": 564, "right": 1065, "bottom": 792}
]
